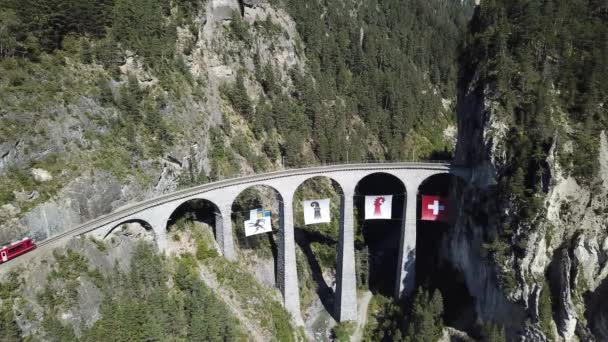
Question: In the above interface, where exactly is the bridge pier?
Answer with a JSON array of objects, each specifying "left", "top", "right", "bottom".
[
  {"left": 218, "top": 204, "right": 237, "bottom": 261},
  {"left": 277, "top": 190, "right": 304, "bottom": 325},
  {"left": 335, "top": 187, "right": 357, "bottom": 321},
  {"left": 395, "top": 181, "right": 421, "bottom": 298}
]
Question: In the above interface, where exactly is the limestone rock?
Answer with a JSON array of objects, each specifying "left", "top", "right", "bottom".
[
  {"left": 209, "top": 0, "right": 240, "bottom": 22},
  {"left": 21, "top": 171, "right": 125, "bottom": 240},
  {"left": 549, "top": 249, "right": 577, "bottom": 340},
  {"left": 0, "top": 203, "right": 19, "bottom": 219},
  {"left": 31, "top": 168, "right": 52, "bottom": 182}
]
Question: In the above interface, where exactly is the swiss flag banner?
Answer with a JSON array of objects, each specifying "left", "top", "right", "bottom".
[{"left": 421, "top": 195, "right": 449, "bottom": 222}]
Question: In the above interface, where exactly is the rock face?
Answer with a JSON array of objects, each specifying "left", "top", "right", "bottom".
[
  {"left": 549, "top": 249, "right": 577, "bottom": 340},
  {"left": 209, "top": 0, "right": 240, "bottom": 21},
  {"left": 22, "top": 171, "right": 127, "bottom": 241},
  {"left": 31, "top": 168, "right": 52, "bottom": 182},
  {"left": 453, "top": 51, "right": 608, "bottom": 342}
]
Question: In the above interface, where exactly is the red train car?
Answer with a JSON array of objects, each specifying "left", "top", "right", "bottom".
[{"left": 0, "top": 237, "right": 36, "bottom": 264}]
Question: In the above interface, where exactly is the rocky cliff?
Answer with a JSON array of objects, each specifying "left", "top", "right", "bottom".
[{"left": 448, "top": 1, "right": 608, "bottom": 340}]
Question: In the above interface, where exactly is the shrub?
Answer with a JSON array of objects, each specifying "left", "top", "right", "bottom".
[{"left": 332, "top": 322, "right": 355, "bottom": 342}]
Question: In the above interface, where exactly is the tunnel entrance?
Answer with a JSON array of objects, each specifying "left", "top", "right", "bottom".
[
  {"left": 355, "top": 173, "right": 405, "bottom": 297},
  {"left": 232, "top": 186, "right": 280, "bottom": 288},
  {"left": 416, "top": 174, "right": 475, "bottom": 329}
]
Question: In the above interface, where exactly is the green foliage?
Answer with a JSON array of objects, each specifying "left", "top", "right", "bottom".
[
  {"left": 80, "top": 243, "right": 244, "bottom": 341},
  {"left": 112, "top": 0, "right": 176, "bottom": 68},
  {"left": 223, "top": 72, "right": 254, "bottom": 120},
  {"left": 178, "top": 146, "right": 210, "bottom": 189},
  {"left": 0, "top": 272, "right": 22, "bottom": 341},
  {"left": 0, "top": 0, "right": 113, "bottom": 57},
  {"left": 332, "top": 322, "right": 355, "bottom": 342},
  {"left": 38, "top": 249, "right": 105, "bottom": 313},
  {"left": 43, "top": 317, "right": 78, "bottom": 342},
  {"left": 481, "top": 237, "right": 518, "bottom": 292},
  {"left": 463, "top": 0, "right": 607, "bottom": 298},
  {"left": 356, "top": 247, "right": 369, "bottom": 290},
  {"left": 89, "top": 237, "right": 107, "bottom": 252},
  {"left": 0, "top": 303, "right": 21, "bottom": 342},
  {"left": 295, "top": 246, "right": 315, "bottom": 310},
  {"left": 362, "top": 295, "right": 404, "bottom": 341},
  {"left": 480, "top": 321, "right": 507, "bottom": 342},
  {"left": 209, "top": 127, "right": 241, "bottom": 180},
  {"left": 403, "top": 288, "right": 444, "bottom": 342},
  {"left": 194, "top": 230, "right": 219, "bottom": 261},
  {"left": 465, "top": 0, "right": 608, "bottom": 229},
  {"left": 50, "top": 249, "right": 92, "bottom": 281},
  {"left": 232, "top": 134, "right": 269, "bottom": 173},
  {"left": 204, "top": 257, "right": 296, "bottom": 341},
  {"left": 310, "top": 242, "right": 336, "bottom": 270},
  {"left": 0, "top": 271, "right": 20, "bottom": 300},
  {"left": 281, "top": 0, "right": 472, "bottom": 162},
  {"left": 539, "top": 280, "right": 555, "bottom": 341},
  {"left": 228, "top": 11, "right": 251, "bottom": 44}
]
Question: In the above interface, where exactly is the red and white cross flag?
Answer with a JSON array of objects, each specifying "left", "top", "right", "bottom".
[
  {"left": 365, "top": 195, "right": 393, "bottom": 220},
  {"left": 421, "top": 195, "right": 449, "bottom": 222}
]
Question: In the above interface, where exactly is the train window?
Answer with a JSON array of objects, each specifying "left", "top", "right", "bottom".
[
  {"left": 1, "top": 251, "right": 7, "bottom": 262},
  {"left": 8, "top": 243, "right": 25, "bottom": 253}
]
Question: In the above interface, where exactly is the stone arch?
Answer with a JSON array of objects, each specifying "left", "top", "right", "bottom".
[
  {"left": 102, "top": 218, "right": 156, "bottom": 242},
  {"left": 354, "top": 172, "right": 407, "bottom": 296},
  {"left": 415, "top": 172, "right": 474, "bottom": 327},
  {"left": 231, "top": 184, "right": 283, "bottom": 288},
  {"left": 165, "top": 198, "right": 223, "bottom": 253},
  {"left": 292, "top": 176, "right": 345, "bottom": 319}
]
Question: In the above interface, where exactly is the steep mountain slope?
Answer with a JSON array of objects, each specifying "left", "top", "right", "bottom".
[{"left": 452, "top": 0, "right": 608, "bottom": 340}]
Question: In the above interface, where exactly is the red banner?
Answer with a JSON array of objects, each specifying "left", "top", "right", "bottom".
[{"left": 421, "top": 195, "right": 449, "bottom": 222}]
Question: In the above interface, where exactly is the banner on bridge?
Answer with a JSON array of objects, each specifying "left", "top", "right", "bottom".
[
  {"left": 421, "top": 195, "right": 448, "bottom": 222},
  {"left": 244, "top": 208, "right": 272, "bottom": 236},
  {"left": 303, "top": 199, "right": 331, "bottom": 225},
  {"left": 365, "top": 195, "right": 392, "bottom": 220}
]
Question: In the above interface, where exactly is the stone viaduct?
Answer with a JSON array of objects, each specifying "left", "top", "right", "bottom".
[{"left": 14, "top": 163, "right": 472, "bottom": 325}]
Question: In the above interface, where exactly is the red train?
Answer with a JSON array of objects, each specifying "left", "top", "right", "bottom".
[{"left": 0, "top": 237, "right": 37, "bottom": 264}]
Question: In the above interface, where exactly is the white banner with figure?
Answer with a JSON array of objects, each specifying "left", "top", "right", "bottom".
[
  {"left": 244, "top": 208, "right": 272, "bottom": 236},
  {"left": 365, "top": 195, "right": 393, "bottom": 220},
  {"left": 303, "top": 199, "right": 331, "bottom": 225}
]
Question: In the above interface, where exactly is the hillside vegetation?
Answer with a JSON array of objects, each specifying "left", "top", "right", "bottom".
[{"left": 461, "top": 0, "right": 608, "bottom": 290}]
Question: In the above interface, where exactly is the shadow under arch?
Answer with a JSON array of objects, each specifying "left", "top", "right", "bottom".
[
  {"left": 416, "top": 172, "right": 475, "bottom": 330},
  {"left": 354, "top": 172, "right": 407, "bottom": 297},
  {"left": 102, "top": 219, "right": 156, "bottom": 240},
  {"left": 292, "top": 175, "right": 344, "bottom": 321},
  {"left": 164, "top": 198, "right": 223, "bottom": 253},
  {"left": 231, "top": 184, "right": 282, "bottom": 288},
  {"left": 166, "top": 198, "right": 222, "bottom": 246}
]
